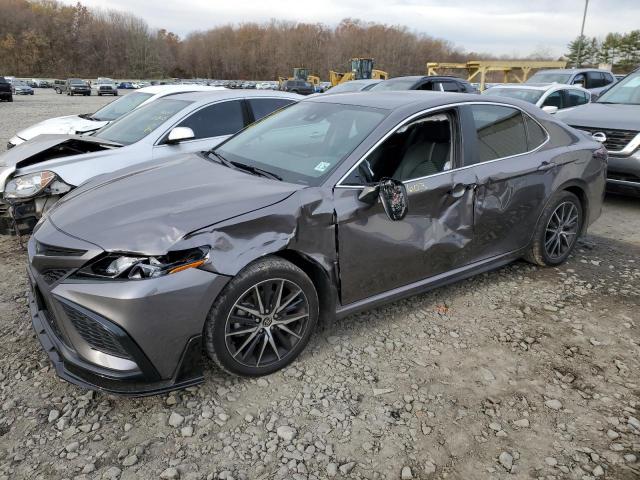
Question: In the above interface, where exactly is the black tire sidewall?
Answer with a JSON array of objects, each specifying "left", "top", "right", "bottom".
[
  {"left": 538, "top": 191, "right": 583, "bottom": 266},
  {"left": 205, "top": 259, "right": 318, "bottom": 377}
]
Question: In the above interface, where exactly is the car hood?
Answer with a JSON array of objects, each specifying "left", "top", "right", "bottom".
[
  {"left": 555, "top": 102, "right": 640, "bottom": 130},
  {"left": 0, "top": 134, "right": 123, "bottom": 190},
  {"left": 16, "top": 115, "right": 108, "bottom": 141},
  {"left": 48, "top": 153, "right": 303, "bottom": 254}
]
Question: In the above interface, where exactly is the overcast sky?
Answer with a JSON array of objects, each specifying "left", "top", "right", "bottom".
[{"left": 65, "top": 0, "right": 640, "bottom": 57}]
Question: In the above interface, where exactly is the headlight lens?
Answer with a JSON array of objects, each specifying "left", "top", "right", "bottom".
[
  {"left": 4, "top": 171, "right": 56, "bottom": 199},
  {"left": 76, "top": 247, "right": 210, "bottom": 280}
]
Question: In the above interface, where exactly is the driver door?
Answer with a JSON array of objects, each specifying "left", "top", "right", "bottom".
[{"left": 333, "top": 108, "right": 478, "bottom": 305}]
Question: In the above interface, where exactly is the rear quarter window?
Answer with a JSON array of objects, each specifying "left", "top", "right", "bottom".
[{"left": 523, "top": 114, "right": 548, "bottom": 150}]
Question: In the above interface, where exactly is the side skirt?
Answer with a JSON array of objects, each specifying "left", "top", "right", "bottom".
[{"left": 335, "top": 248, "right": 526, "bottom": 320}]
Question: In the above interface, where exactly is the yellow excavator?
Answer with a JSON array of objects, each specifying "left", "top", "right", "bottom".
[
  {"left": 278, "top": 68, "right": 321, "bottom": 88},
  {"left": 329, "top": 58, "right": 388, "bottom": 86}
]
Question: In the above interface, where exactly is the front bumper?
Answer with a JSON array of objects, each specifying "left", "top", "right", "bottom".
[
  {"left": 607, "top": 151, "right": 640, "bottom": 195},
  {"left": 27, "top": 221, "right": 230, "bottom": 395}
]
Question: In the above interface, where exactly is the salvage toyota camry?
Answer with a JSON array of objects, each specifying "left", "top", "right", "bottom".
[{"left": 27, "top": 91, "right": 607, "bottom": 395}]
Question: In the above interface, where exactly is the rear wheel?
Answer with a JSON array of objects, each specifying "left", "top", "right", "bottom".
[
  {"left": 204, "top": 257, "right": 318, "bottom": 376},
  {"left": 525, "top": 190, "right": 583, "bottom": 266}
]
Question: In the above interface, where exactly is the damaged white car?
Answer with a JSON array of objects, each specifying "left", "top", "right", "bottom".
[
  {"left": 6, "top": 85, "right": 226, "bottom": 149},
  {"left": 0, "top": 90, "right": 300, "bottom": 235}
]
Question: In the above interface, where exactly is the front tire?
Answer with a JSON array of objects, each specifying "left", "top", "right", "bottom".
[
  {"left": 525, "top": 190, "right": 583, "bottom": 266},
  {"left": 204, "top": 257, "right": 318, "bottom": 377}
]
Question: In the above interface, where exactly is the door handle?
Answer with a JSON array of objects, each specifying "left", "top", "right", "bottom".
[
  {"left": 538, "top": 160, "right": 557, "bottom": 171},
  {"left": 450, "top": 183, "right": 476, "bottom": 198}
]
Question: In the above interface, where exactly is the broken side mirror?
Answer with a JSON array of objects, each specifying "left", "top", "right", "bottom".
[
  {"left": 358, "top": 178, "right": 408, "bottom": 221},
  {"left": 166, "top": 127, "right": 195, "bottom": 144},
  {"left": 379, "top": 178, "right": 408, "bottom": 221}
]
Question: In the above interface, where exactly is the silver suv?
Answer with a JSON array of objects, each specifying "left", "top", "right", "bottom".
[
  {"left": 526, "top": 68, "right": 616, "bottom": 99},
  {"left": 556, "top": 68, "right": 640, "bottom": 195}
]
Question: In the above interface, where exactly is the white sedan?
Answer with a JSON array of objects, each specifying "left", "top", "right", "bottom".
[
  {"left": 7, "top": 85, "right": 226, "bottom": 149},
  {"left": 483, "top": 83, "right": 591, "bottom": 114}
]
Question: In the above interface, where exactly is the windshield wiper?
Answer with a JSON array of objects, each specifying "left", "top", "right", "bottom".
[
  {"left": 208, "top": 151, "right": 282, "bottom": 181},
  {"left": 208, "top": 151, "right": 235, "bottom": 169},
  {"left": 232, "top": 163, "right": 283, "bottom": 181}
]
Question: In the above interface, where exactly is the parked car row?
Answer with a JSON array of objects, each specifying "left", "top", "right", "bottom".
[
  {"left": 0, "top": 77, "right": 612, "bottom": 395},
  {"left": 6, "top": 85, "right": 229, "bottom": 149}
]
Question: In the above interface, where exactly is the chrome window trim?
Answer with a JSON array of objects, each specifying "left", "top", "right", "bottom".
[{"left": 335, "top": 101, "right": 551, "bottom": 190}]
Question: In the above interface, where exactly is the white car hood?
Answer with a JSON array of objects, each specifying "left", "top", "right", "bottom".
[{"left": 16, "top": 115, "right": 108, "bottom": 141}]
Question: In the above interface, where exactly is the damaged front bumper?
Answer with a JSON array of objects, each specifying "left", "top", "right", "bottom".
[{"left": 27, "top": 222, "right": 230, "bottom": 396}]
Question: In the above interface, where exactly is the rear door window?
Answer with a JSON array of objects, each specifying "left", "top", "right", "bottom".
[
  {"left": 467, "top": 105, "right": 528, "bottom": 165},
  {"left": 523, "top": 114, "right": 548, "bottom": 150},
  {"left": 586, "top": 72, "right": 604, "bottom": 88},
  {"left": 565, "top": 89, "right": 589, "bottom": 107},
  {"left": 542, "top": 91, "right": 564, "bottom": 109},
  {"left": 175, "top": 100, "right": 245, "bottom": 140},
  {"left": 248, "top": 98, "right": 295, "bottom": 121},
  {"left": 440, "top": 81, "right": 462, "bottom": 92}
]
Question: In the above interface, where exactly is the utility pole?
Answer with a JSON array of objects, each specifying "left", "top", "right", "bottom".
[{"left": 575, "top": 0, "right": 590, "bottom": 67}]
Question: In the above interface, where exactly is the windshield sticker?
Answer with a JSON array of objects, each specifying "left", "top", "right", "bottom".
[{"left": 314, "top": 161, "right": 331, "bottom": 172}]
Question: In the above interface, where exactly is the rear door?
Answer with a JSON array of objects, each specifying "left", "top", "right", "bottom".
[
  {"left": 461, "top": 103, "right": 553, "bottom": 260},
  {"left": 152, "top": 100, "right": 247, "bottom": 160}
]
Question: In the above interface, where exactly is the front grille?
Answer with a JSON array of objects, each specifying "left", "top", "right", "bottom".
[
  {"left": 36, "top": 241, "right": 86, "bottom": 257},
  {"left": 99, "top": 86, "right": 112, "bottom": 91},
  {"left": 41, "top": 269, "right": 71, "bottom": 284},
  {"left": 60, "top": 303, "right": 131, "bottom": 359},
  {"left": 571, "top": 125, "right": 638, "bottom": 152}
]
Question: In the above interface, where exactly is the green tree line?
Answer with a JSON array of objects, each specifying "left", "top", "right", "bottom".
[{"left": 566, "top": 31, "right": 640, "bottom": 72}]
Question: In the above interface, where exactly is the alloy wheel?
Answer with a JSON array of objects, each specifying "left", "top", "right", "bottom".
[
  {"left": 224, "top": 278, "right": 309, "bottom": 368},
  {"left": 544, "top": 201, "right": 579, "bottom": 259}
]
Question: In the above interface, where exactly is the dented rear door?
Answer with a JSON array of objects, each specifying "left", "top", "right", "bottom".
[{"left": 459, "top": 104, "right": 550, "bottom": 261}]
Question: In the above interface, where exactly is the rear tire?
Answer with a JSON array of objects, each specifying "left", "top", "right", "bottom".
[
  {"left": 525, "top": 190, "right": 583, "bottom": 267},
  {"left": 204, "top": 257, "right": 318, "bottom": 377}
]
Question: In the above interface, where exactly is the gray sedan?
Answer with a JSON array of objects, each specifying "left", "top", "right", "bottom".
[
  {"left": 0, "top": 90, "right": 301, "bottom": 234},
  {"left": 26, "top": 91, "right": 606, "bottom": 395}
]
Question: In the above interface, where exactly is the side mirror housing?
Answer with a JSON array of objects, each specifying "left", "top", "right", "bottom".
[
  {"left": 542, "top": 105, "right": 558, "bottom": 115},
  {"left": 166, "top": 127, "right": 195, "bottom": 144},
  {"left": 358, "top": 178, "right": 408, "bottom": 221}
]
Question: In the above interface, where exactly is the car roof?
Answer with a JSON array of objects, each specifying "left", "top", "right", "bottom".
[
  {"left": 137, "top": 85, "right": 225, "bottom": 95},
  {"left": 166, "top": 90, "right": 303, "bottom": 103},
  {"left": 534, "top": 68, "right": 610, "bottom": 74},
  {"left": 487, "top": 83, "right": 587, "bottom": 92},
  {"left": 385, "top": 75, "right": 465, "bottom": 82},
  {"left": 305, "top": 91, "right": 483, "bottom": 111}
]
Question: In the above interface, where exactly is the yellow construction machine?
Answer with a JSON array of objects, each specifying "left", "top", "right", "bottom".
[
  {"left": 278, "top": 68, "right": 321, "bottom": 88},
  {"left": 329, "top": 58, "right": 388, "bottom": 86}
]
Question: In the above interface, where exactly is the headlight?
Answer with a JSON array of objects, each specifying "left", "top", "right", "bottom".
[
  {"left": 4, "top": 171, "right": 56, "bottom": 199},
  {"left": 76, "top": 247, "right": 210, "bottom": 280}
]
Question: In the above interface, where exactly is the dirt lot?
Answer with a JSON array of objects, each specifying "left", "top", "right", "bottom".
[{"left": 0, "top": 90, "right": 639, "bottom": 480}]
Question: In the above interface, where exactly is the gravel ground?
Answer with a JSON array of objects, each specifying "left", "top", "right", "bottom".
[{"left": 0, "top": 92, "right": 639, "bottom": 480}]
